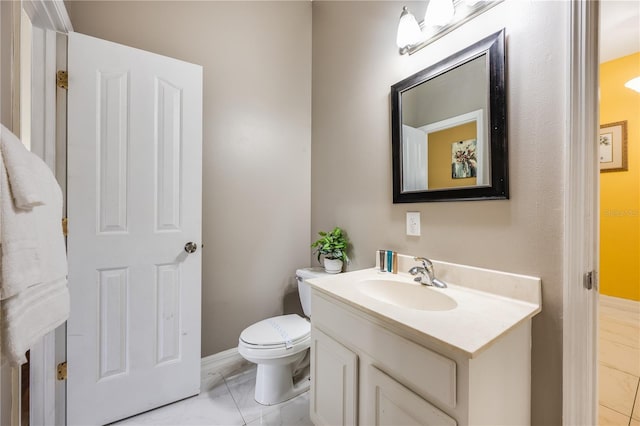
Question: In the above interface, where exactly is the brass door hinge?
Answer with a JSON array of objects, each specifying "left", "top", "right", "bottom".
[
  {"left": 57, "top": 362, "right": 67, "bottom": 380},
  {"left": 57, "top": 70, "right": 68, "bottom": 89},
  {"left": 62, "top": 217, "right": 68, "bottom": 237}
]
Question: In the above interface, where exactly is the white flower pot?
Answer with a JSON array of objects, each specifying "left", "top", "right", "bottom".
[{"left": 323, "top": 258, "right": 343, "bottom": 274}]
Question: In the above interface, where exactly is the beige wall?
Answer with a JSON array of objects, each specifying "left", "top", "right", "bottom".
[
  {"left": 1, "top": 1, "right": 16, "bottom": 128},
  {"left": 311, "top": 1, "right": 566, "bottom": 424},
  {"left": 66, "top": 1, "right": 312, "bottom": 356}
]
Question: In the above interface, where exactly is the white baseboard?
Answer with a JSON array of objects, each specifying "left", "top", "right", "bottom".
[
  {"left": 201, "top": 347, "right": 247, "bottom": 376},
  {"left": 600, "top": 294, "right": 640, "bottom": 313}
]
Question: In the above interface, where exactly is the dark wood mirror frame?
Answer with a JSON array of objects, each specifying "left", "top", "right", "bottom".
[{"left": 391, "top": 29, "right": 507, "bottom": 203}]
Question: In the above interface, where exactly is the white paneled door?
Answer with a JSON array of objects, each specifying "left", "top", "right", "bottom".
[{"left": 66, "top": 32, "right": 202, "bottom": 425}]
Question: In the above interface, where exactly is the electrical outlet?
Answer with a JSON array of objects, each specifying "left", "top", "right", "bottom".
[{"left": 406, "top": 212, "right": 420, "bottom": 236}]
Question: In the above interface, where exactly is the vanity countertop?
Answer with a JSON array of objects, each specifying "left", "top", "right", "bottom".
[{"left": 306, "top": 257, "right": 541, "bottom": 358}]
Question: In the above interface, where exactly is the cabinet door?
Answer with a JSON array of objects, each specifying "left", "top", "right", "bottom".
[
  {"left": 310, "top": 328, "right": 358, "bottom": 426},
  {"left": 365, "top": 365, "right": 457, "bottom": 426}
]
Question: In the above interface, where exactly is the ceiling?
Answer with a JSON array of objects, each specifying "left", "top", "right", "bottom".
[{"left": 600, "top": 0, "right": 640, "bottom": 63}]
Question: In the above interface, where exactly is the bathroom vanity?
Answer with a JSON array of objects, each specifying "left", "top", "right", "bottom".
[{"left": 306, "top": 255, "right": 541, "bottom": 425}]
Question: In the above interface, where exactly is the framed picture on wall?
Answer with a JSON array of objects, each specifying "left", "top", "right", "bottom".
[{"left": 599, "top": 121, "right": 628, "bottom": 172}]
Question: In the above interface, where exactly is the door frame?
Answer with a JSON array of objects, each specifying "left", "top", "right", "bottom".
[
  {"left": 19, "top": 1, "right": 72, "bottom": 426},
  {"left": 562, "top": 0, "right": 600, "bottom": 424}
]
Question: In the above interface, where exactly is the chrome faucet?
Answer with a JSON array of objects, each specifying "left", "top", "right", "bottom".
[{"left": 409, "top": 257, "right": 447, "bottom": 288}]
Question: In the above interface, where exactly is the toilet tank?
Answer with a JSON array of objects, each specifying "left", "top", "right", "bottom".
[{"left": 296, "top": 267, "right": 328, "bottom": 317}]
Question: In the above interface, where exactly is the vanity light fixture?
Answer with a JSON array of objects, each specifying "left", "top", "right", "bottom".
[
  {"left": 396, "top": 6, "right": 426, "bottom": 51},
  {"left": 424, "top": 0, "right": 455, "bottom": 28},
  {"left": 396, "top": 0, "right": 504, "bottom": 55},
  {"left": 624, "top": 76, "right": 640, "bottom": 93}
]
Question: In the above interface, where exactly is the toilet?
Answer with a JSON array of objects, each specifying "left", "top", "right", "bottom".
[{"left": 237, "top": 267, "right": 328, "bottom": 405}]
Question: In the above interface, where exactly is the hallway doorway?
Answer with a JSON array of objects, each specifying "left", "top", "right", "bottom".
[{"left": 597, "top": 1, "right": 640, "bottom": 424}]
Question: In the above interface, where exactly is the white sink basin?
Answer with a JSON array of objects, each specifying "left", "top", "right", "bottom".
[{"left": 357, "top": 278, "right": 457, "bottom": 311}]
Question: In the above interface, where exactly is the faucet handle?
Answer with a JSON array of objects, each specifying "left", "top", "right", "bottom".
[{"left": 413, "top": 256, "right": 433, "bottom": 269}]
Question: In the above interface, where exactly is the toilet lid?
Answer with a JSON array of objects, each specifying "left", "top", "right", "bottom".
[{"left": 240, "top": 314, "right": 310, "bottom": 347}]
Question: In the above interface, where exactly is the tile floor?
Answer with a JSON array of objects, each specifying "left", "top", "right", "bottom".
[
  {"left": 113, "top": 363, "right": 313, "bottom": 426},
  {"left": 599, "top": 295, "right": 640, "bottom": 426}
]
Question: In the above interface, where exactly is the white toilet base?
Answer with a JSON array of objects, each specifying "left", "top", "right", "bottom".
[{"left": 253, "top": 351, "right": 310, "bottom": 406}]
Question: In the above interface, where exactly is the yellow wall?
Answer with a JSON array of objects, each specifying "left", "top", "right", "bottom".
[
  {"left": 600, "top": 52, "right": 640, "bottom": 301},
  {"left": 428, "top": 121, "right": 477, "bottom": 189}
]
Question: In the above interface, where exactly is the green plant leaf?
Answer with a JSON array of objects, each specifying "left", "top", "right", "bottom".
[{"left": 311, "top": 226, "right": 350, "bottom": 264}]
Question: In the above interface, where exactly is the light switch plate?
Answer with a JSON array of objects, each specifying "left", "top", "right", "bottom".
[{"left": 406, "top": 212, "right": 421, "bottom": 236}]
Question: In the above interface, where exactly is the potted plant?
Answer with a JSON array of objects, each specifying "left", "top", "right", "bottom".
[{"left": 311, "top": 227, "right": 350, "bottom": 274}]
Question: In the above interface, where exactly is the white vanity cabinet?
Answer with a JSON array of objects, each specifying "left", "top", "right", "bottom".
[
  {"left": 310, "top": 290, "right": 533, "bottom": 426},
  {"left": 365, "top": 365, "right": 456, "bottom": 426},
  {"left": 310, "top": 327, "right": 358, "bottom": 425}
]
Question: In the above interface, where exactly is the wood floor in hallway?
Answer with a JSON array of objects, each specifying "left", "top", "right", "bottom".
[{"left": 598, "top": 295, "right": 640, "bottom": 426}]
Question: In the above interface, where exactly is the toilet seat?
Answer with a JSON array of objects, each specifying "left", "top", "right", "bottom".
[
  {"left": 240, "top": 314, "right": 310, "bottom": 347},
  {"left": 239, "top": 314, "right": 310, "bottom": 360}
]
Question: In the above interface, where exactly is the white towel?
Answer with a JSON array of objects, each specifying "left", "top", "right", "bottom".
[
  {"left": 0, "top": 163, "right": 41, "bottom": 299},
  {"left": 1, "top": 278, "right": 69, "bottom": 365},
  {"left": 0, "top": 126, "right": 69, "bottom": 365},
  {"left": 0, "top": 125, "right": 45, "bottom": 209},
  {"left": 0, "top": 127, "right": 68, "bottom": 300}
]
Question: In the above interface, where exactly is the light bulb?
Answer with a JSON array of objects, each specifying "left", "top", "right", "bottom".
[
  {"left": 624, "top": 76, "right": 640, "bottom": 93},
  {"left": 424, "top": 0, "right": 455, "bottom": 28},
  {"left": 396, "top": 6, "right": 425, "bottom": 50}
]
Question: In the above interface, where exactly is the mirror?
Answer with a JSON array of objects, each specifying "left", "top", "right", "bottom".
[{"left": 391, "top": 29, "right": 507, "bottom": 202}]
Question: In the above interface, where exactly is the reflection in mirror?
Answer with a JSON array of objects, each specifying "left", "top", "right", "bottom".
[
  {"left": 401, "top": 55, "right": 488, "bottom": 191},
  {"left": 391, "top": 29, "right": 507, "bottom": 202}
]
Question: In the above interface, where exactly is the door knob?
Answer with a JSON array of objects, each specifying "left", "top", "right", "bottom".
[{"left": 184, "top": 242, "right": 197, "bottom": 254}]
